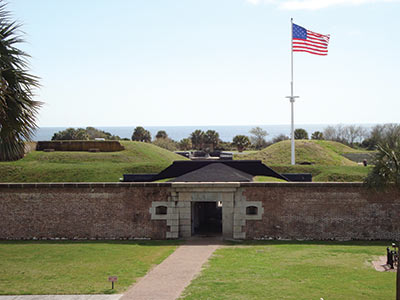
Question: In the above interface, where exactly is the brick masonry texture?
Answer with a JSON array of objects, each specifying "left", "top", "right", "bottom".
[
  {"left": 0, "top": 183, "right": 170, "bottom": 239},
  {"left": 36, "top": 140, "right": 124, "bottom": 152},
  {"left": 242, "top": 183, "right": 400, "bottom": 240},
  {"left": 0, "top": 182, "right": 399, "bottom": 240}
]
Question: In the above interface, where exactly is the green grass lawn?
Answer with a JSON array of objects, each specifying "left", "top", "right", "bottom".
[
  {"left": 253, "top": 176, "right": 287, "bottom": 182},
  {"left": 0, "top": 240, "right": 180, "bottom": 295},
  {"left": 180, "top": 241, "right": 395, "bottom": 300},
  {"left": 0, "top": 141, "right": 187, "bottom": 182},
  {"left": 270, "top": 164, "right": 371, "bottom": 182},
  {"left": 234, "top": 140, "right": 373, "bottom": 182}
]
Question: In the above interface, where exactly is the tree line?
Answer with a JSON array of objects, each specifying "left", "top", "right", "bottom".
[
  {"left": 49, "top": 124, "right": 400, "bottom": 154},
  {"left": 127, "top": 124, "right": 400, "bottom": 153}
]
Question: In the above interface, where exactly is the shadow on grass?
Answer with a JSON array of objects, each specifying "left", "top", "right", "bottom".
[
  {"left": 0, "top": 239, "right": 394, "bottom": 247},
  {"left": 0, "top": 239, "right": 183, "bottom": 246},
  {"left": 225, "top": 239, "right": 394, "bottom": 247}
]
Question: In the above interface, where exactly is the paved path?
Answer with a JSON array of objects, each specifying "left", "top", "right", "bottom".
[
  {"left": 0, "top": 296, "right": 122, "bottom": 300},
  {"left": 120, "top": 237, "right": 221, "bottom": 300}
]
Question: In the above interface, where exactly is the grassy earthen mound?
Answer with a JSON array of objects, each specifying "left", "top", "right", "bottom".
[
  {"left": 0, "top": 141, "right": 187, "bottom": 182},
  {"left": 237, "top": 140, "right": 361, "bottom": 166}
]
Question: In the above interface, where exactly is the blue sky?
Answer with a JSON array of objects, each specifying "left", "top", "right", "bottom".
[{"left": 8, "top": 0, "right": 400, "bottom": 127}]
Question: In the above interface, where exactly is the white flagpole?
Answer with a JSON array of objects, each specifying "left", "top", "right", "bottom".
[{"left": 286, "top": 18, "right": 299, "bottom": 165}]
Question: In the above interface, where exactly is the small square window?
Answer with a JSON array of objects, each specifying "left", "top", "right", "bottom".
[
  {"left": 246, "top": 206, "right": 258, "bottom": 215},
  {"left": 155, "top": 206, "right": 168, "bottom": 215}
]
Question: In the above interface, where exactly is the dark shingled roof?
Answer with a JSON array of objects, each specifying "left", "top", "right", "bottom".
[
  {"left": 151, "top": 160, "right": 288, "bottom": 182},
  {"left": 171, "top": 163, "right": 254, "bottom": 182}
]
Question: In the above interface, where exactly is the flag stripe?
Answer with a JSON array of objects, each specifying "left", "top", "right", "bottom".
[
  {"left": 294, "top": 49, "right": 328, "bottom": 56},
  {"left": 293, "top": 44, "right": 328, "bottom": 52},
  {"left": 292, "top": 23, "right": 330, "bottom": 56},
  {"left": 307, "top": 36, "right": 329, "bottom": 44},
  {"left": 293, "top": 46, "right": 328, "bottom": 53},
  {"left": 293, "top": 38, "right": 328, "bottom": 48}
]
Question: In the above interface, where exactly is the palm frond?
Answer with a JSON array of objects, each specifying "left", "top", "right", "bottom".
[{"left": 0, "top": 0, "right": 42, "bottom": 161}]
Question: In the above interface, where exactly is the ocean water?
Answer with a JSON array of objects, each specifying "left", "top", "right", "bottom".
[{"left": 33, "top": 124, "right": 374, "bottom": 142}]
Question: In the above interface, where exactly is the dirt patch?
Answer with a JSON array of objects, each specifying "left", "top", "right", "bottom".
[{"left": 372, "top": 255, "right": 397, "bottom": 272}]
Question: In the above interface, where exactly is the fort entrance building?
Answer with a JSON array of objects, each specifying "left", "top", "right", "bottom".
[
  {"left": 0, "top": 161, "right": 399, "bottom": 241},
  {"left": 149, "top": 182, "right": 263, "bottom": 239}
]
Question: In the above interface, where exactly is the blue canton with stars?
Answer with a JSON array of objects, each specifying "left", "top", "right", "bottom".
[{"left": 293, "top": 23, "right": 307, "bottom": 40}]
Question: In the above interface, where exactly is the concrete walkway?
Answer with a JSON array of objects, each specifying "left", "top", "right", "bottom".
[{"left": 120, "top": 237, "right": 221, "bottom": 300}]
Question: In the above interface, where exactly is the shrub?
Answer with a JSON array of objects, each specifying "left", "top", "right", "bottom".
[
  {"left": 294, "top": 128, "right": 308, "bottom": 140},
  {"left": 272, "top": 134, "right": 289, "bottom": 143},
  {"left": 155, "top": 130, "right": 168, "bottom": 139},
  {"left": 311, "top": 131, "right": 324, "bottom": 140},
  {"left": 249, "top": 127, "right": 268, "bottom": 150},
  {"left": 153, "top": 138, "right": 177, "bottom": 151},
  {"left": 179, "top": 138, "right": 192, "bottom": 150},
  {"left": 365, "top": 140, "right": 400, "bottom": 189},
  {"left": 52, "top": 127, "right": 120, "bottom": 141}
]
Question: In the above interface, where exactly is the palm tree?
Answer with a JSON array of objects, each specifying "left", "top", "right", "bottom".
[
  {"left": 190, "top": 130, "right": 205, "bottom": 150},
  {"left": 0, "top": 2, "right": 41, "bottom": 161},
  {"left": 232, "top": 135, "right": 251, "bottom": 152},
  {"left": 204, "top": 130, "right": 220, "bottom": 152}
]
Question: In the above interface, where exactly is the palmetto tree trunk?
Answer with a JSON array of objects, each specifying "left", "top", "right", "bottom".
[
  {"left": 397, "top": 264, "right": 399, "bottom": 300},
  {"left": 0, "top": 2, "right": 41, "bottom": 161}
]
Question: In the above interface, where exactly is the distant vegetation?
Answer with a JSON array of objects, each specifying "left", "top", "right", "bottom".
[
  {"left": 232, "top": 135, "right": 251, "bottom": 152},
  {"left": 131, "top": 126, "right": 151, "bottom": 142},
  {"left": 127, "top": 123, "right": 400, "bottom": 154},
  {"left": 294, "top": 128, "right": 309, "bottom": 140},
  {"left": 52, "top": 127, "right": 121, "bottom": 141}
]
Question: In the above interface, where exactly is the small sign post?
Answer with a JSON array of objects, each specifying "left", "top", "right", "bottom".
[{"left": 108, "top": 276, "right": 118, "bottom": 290}]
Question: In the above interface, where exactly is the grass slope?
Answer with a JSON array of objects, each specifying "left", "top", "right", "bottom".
[
  {"left": 237, "top": 140, "right": 362, "bottom": 166},
  {"left": 0, "top": 240, "right": 179, "bottom": 295},
  {"left": 180, "top": 241, "right": 395, "bottom": 300},
  {"left": 235, "top": 140, "right": 373, "bottom": 182},
  {"left": 0, "top": 141, "right": 187, "bottom": 182},
  {"left": 271, "top": 165, "right": 371, "bottom": 182}
]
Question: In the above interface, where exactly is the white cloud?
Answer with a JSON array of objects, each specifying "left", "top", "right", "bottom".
[{"left": 246, "top": 0, "right": 400, "bottom": 10}]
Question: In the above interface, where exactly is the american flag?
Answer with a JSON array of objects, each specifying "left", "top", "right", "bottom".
[{"left": 292, "top": 23, "right": 330, "bottom": 56}]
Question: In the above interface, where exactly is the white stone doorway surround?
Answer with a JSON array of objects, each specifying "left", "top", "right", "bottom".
[{"left": 150, "top": 183, "right": 264, "bottom": 240}]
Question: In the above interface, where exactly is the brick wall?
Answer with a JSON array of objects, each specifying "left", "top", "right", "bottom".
[
  {"left": 241, "top": 183, "right": 400, "bottom": 240},
  {"left": 0, "top": 183, "right": 170, "bottom": 240},
  {"left": 0, "top": 182, "right": 399, "bottom": 240},
  {"left": 36, "top": 141, "right": 124, "bottom": 152}
]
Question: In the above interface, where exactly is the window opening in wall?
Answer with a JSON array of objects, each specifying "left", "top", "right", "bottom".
[
  {"left": 246, "top": 206, "right": 258, "bottom": 215},
  {"left": 192, "top": 202, "right": 222, "bottom": 235},
  {"left": 155, "top": 205, "right": 167, "bottom": 215}
]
